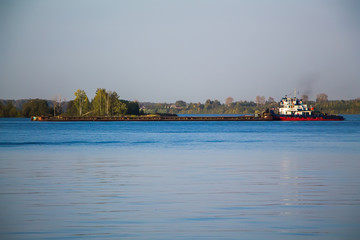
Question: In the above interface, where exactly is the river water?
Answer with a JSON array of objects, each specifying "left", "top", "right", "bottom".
[{"left": 0, "top": 116, "right": 360, "bottom": 239}]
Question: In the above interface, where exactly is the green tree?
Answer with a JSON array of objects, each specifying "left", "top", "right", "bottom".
[
  {"left": 22, "top": 99, "right": 51, "bottom": 117},
  {"left": 92, "top": 88, "right": 107, "bottom": 116},
  {"left": 65, "top": 100, "right": 79, "bottom": 116},
  {"left": 175, "top": 100, "right": 187, "bottom": 108},
  {"left": 74, "top": 89, "right": 90, "bottom": 116},
  {"left": 204, "top": 99, "right": 213, "bottom": 110},
  {"left": 109, "top": 91, "right": 128, "bottom": 116},
  {"left": 126, "top": 101, "right": 140, "bottom": 115},
  {"left": 0, "top": 101, "right": 20, "bottom": 117},
  {"left": 0, "top": 101, "right": 4, "bottom": 117},
  {"left": 213, "top": 100, "right": 221, "bottom": 108}
]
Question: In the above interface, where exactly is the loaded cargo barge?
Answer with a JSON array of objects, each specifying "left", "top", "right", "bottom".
[
  {"left": 31, "top": 113, "right": 274, "bottom": 122},
  {"left": 30, "top": 93, "right": 344, "bottom": 122}
]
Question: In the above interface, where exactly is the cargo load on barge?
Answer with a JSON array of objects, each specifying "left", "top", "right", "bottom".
[{"left": 31, "top": 113, "right": 274, "bottom": 122}]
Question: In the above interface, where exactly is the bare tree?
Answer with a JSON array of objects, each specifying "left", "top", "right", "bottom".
[
  {"left": 267, "top": 97, "right": 275, "bottom": 103},
  {"left": 52, "top": 97, "right": 57, "bottom": 116},
  {"left": 255, "top": 96, "right": 266, "bottom": 105},
  {"left": 301, "top": 94, "right": 309, "bottom": 102},
  {"left": 225, "top": 97, "right": 234, "bottom": 107},
  {"left": 52, "top": 95, "right": 64, "bottom": 116},
  {"left": 316, "top": 93, "right": 328, "bottom": 103}
]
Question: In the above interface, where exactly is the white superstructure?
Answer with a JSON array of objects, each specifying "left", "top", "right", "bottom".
[{"left": 278, "top": 96, "right": 312, "bottom": 116}]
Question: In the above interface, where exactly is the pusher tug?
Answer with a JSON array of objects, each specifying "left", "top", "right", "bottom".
[{"left": 271, "top": 94, "right": 344, "bottom": 121}]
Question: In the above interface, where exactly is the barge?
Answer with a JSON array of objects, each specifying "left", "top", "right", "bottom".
[{"left": 31, "top": 113, "right": 274, "bottom": 122}]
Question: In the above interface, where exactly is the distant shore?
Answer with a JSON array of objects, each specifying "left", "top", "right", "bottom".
[{"left": 1, "top": 97, "right": 360, "bottom": 118}]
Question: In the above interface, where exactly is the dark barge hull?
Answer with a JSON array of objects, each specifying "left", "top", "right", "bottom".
[{"left": 31, "top": 115, "right": 275, "bottom": 122}]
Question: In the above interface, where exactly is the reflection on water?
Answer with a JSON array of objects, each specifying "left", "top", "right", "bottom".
[{"left": 1, "top": 148, "right": 360, "bottom": 239}]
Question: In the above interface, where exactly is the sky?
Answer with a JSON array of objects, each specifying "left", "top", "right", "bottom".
[{"left": 0, "top": 0, "right": 359, "bottom": 103}]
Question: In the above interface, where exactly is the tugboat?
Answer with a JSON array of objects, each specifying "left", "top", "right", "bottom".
[{"left": 271, "top": 93, "right": 344, "bottom": 121}]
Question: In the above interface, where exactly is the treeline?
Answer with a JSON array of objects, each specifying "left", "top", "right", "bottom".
[
  {"left": 311, "top": 99, "right": 360, "bottom": 114},
  {"left": 141, "top": 97, "right": 360, "bottom": 115},
  {"left": 141, "top": 99, "right": 276, "bottom": 115},
  {"left": 0, "top": 88, "right": 140, "bottom": 118},
  {"left": 1, "top": 93, "right": 360, "bottom": 118},
  {"left": 0, "top": 99, "right": 53, "bottom": 118}
]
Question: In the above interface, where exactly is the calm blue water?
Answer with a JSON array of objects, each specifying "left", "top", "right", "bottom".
[{"left": 0, "top": 116, "right": 360, "bottom": 239}]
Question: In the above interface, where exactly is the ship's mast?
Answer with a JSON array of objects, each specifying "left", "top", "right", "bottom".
[{"left": 294, "top": 88, "right": 297, "bottom": 98}]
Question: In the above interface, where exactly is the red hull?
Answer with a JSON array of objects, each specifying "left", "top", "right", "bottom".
[{"left": 276, "top": 116, "right": 344, "bottom": 121}]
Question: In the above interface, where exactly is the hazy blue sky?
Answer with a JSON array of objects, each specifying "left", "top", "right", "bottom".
[{"left": 1, "top": 0, "right": 359, "bottom": 102}]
